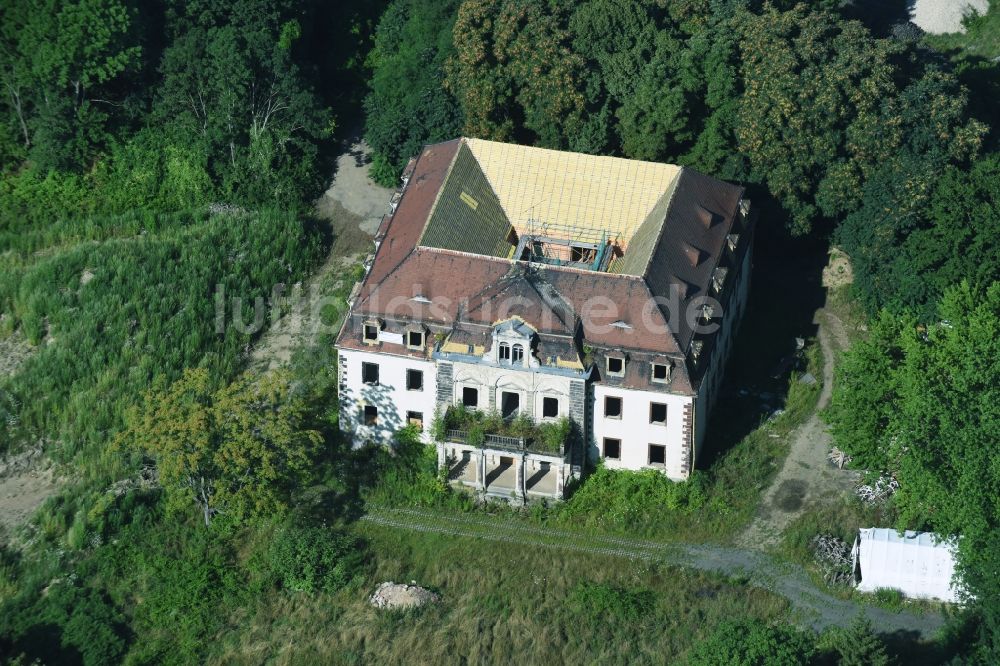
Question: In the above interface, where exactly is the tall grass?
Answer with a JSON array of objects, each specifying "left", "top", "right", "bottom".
[
  {"left": 210, "top": 523, "right": 791, "bottom": 665},
  {"left": 0, "top": 207, "right": 325, "bottom": 460}
]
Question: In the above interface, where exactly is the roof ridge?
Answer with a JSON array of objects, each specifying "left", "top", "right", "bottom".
[
  {"left": 359, "top": 141, "right": 461, "bottom": 305},
  {"left": 416, "top": 140, "right": 464, "bottom": 246},
  {"left": 639, "top": 167, "right": 685, "bottom": 278}
]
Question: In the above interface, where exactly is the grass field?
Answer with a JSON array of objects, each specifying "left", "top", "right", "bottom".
[{"left": 212, "top": 523, "right": 791, "bottom": 665}]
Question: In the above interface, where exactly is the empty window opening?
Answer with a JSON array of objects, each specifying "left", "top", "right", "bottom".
[
  {"left": 406, "top": 369, "right": 423, "bottom": 391},
  {"left": 570, "top": 244, "right": 596, "bottom": 263},
  {"left": 542, "top": 397, "right": 559, "bottom": 418},
  {"left": 607, "top": 356, "right": 624, "bottom": 376},
  {"left": 407, "top": 330, "right": 424, "bottom": 348},
  {"left": 363, "top": 405, "right": 378, "bottom": 426},
  {"left": 604, "top": 396, "right": 622, "bottom": 418},
  {"left": 650, "top": 403, "right": 667, "bottom": 425},
  {"left": 512, "top": 344, "right": 524, "bottom": 363},
  {"left": 462, "top": 386, "right": 479, "bottom": 408},
  {"left": 501, "top": 391, "right": 520, "bottom": 418},
  {"left": 604, "top": 438, "right": 621, "bottom": 460},
  {"left": 363, "top": 322, "right": 379, "bottom": 341},
  {"left": 652, "top": 363, "right": 669, "bottom": 382},
  {"left": 361, "top": 362, "right": 379, "bottom": 385},
  {"left": 407, "top": 411, "right": 424, "bottom": 430},
  {"left": 648, "top": 444, "right": 666, "bottom": 466},
  {"left": 499, "top": 342, "right": 511, "bottom": 362}
]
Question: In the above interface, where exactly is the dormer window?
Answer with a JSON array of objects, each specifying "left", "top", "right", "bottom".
[
  {"left": 363, "top": 320, "right": 381, "bottom": 343},
  {"left": 512, "top": 344, "right": 524, "bottom": 364},
  {"left": 499, "top": 342, "right": 511, "bottom": 362},
  {"left": 407, "top": 330, "right": 424, "bottom": 350},
  {"left": 652, "top": 362, "right": 670, "bottom": 384},
  {"left": 606, "top": 356, "right": 625, "bottom": 377}
]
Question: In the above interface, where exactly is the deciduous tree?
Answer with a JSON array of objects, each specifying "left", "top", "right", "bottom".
[{"left": 117, "top": 368, "right": 321, "bottom": 526}]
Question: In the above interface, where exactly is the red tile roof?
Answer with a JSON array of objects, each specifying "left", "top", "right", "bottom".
[{"left": 338, "top": 139, "right": 749, "bottom": 396}]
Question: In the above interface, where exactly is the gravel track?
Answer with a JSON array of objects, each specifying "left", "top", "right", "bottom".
[{"left": 362, "top": 507, "right": 946, "bottom": 638}]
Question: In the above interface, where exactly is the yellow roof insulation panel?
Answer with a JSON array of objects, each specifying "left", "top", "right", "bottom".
[{"left": 464, "top": 138, "right": 681, "bottom": 251}]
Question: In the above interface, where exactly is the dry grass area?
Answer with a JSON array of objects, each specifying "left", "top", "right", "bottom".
[{"left": 212, "top": 524, "right": 790, "bottom": 665}]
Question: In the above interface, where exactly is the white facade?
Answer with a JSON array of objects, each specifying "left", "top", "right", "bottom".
[
  {"left": 338, "top": 347, "right": 437, "bottom": 445},
  {"left": 592, "top": 385, "right": 693, "bottom": 480}
]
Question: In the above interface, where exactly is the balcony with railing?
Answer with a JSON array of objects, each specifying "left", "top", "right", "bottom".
[{"left": 432, "top": 406, "right": 572, "bottom": 457}]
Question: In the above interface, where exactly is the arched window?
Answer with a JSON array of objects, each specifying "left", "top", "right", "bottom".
[
  {"left": 498, "top": 342, "right": 510, "bottom": 362},
  {"left": 512, "top": 344, "right": 524, "bottom": 364}
]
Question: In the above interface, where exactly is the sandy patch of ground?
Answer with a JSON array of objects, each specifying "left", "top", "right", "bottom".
[
  {"left": 739, "top": 310, "right": 859, "bottom": 548},
  {"left": 253, "top": 140, "right": 388, "bottom": 371},
  {"left": 315, "top": 138, "right": 396, "bottom": 235},
  {"left": 821, "top": 248, "right": 853, "bottom": 289},
  {"left": 250, "top": 253, "right": 361, "bottom": 372},
  {"left": 910, "top": 0, "right": 988, "bottom": 34},
  {"left": 0, "top": 447, "right": 59, "bottom": 541}
]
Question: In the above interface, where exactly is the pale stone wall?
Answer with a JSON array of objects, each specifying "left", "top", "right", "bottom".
[
  {"left": 338, "top": 347, "right": 438, "bottom": 445},
  {"left": 591, "top": 384, "right": 694, "bottom": 480},
  {"left": 447, "top": 360, "right": 576, "bottom": 423}
]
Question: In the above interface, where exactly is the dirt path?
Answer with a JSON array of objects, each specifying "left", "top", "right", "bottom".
[
  {"left": 363, "top": 507, "right": 945, "bottom": 637},
  {"left": 315, "top": 138, "right": 395, "bottom": 235},
  {"left": 739, "top": 310, "right": 858, "bottom": 548},
  {"left": 0, "top": 446, "right": 59, "bottom": 542},
  {"left": 252, "top": 138, "right": 392, "bottom": 370}
]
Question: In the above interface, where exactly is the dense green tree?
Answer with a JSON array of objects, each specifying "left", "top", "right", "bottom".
[
  {"left": 447, "top": 0, "right": 587, "bottom": 147},
  {"left": 839, "top": 126, "right": 993, "bottom": 318},
  {"left": 117, "top": 368, "right": 321, "bottom": 526},
  {"left": 826, "top": 310, "right": 908, "bottom": 473},
  {"left": 0, "top": 0, "right": 141, "bottom": 170},
  {"left": 829, "top": 282, "right": 1000, "bottom": 660},
  {"left": 734, "top": 5, "right": 901, "bottom": 234},
  {"left": 822, "top": 615, "right": 890, "bottom": 666},
  {"left": 155, "top": 1, "right": 331, "bottom": 204},
  {"left": 364, "top": 0, "right": 463, "bottom": 184}
]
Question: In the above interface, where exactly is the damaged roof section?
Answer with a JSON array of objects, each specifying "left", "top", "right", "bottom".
[{"left": 342, "top": 136, "right": 749, "bottom": 393}]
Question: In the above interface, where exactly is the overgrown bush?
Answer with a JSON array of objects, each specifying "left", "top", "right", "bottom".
[
  {"left": 267, "top": 525, "right": 365, "bottom": 595},
  {"left": 685, "top": 618, "right": 815, "bottom": 666},
  {"left": 93, "top": 519, "right": 248, "bottom": 665},
  {"left": 0, "top": 580, "right": 128, "bottom": 666},
  {"left": 567, "top": 581, "right": 654, "bottom": 624},
  {"left": 557, "top": 464, "right": 708, "bottom": 531},
  {"left": 436, "top": 405, "right": 571, "bottom": 453}
]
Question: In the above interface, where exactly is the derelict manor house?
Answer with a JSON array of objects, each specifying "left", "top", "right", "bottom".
[{"left": 336, "top": 138, "right": 754, "bottom": 502}]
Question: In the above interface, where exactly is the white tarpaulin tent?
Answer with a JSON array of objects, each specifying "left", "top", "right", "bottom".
[{"left": 852, "top": 528, "right": 961, "bottom": 603}]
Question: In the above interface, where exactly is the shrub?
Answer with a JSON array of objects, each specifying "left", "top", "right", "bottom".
[
  {"left": 368, "top": 153, "right": 399, "bottom": 188},
  {"left": 537, "top": 417, "right": 571, "bottom": 453},
  {"left": 557, "top": 464, "right": 708, "bottom": 533},
  {"left": 268, "top": 525, "right": 365, "bottom": 594},
  {"left": 0, "top": 581, "right": 127, "bottom": 666},
  {"left": 568, "top": 581, "right": 654, "bottom": 624},
  {"left": 685, "top": 618, "right": 814, "bottom": 666},
  {"left": 872, "top": 587, "right": 904, "bottom": 610},
  {"left": 818, "top": 615, "right": 889, "bottom": 666}
]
